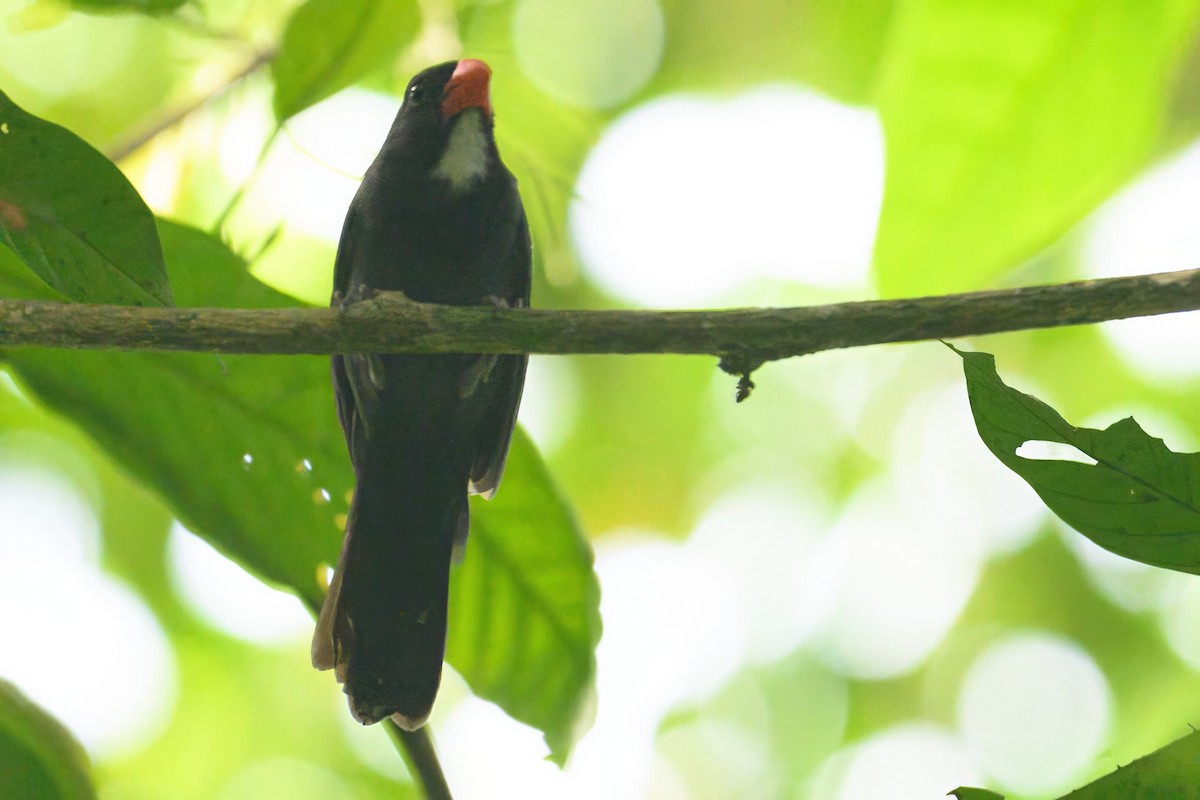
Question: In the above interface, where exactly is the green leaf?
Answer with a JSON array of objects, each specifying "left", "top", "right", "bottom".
[
  {"left": 0, "top": 219, "right": 342, "bottom": 602},
  {"left": 0, "top": 89, "right": 172, "bottom": 306},
  {"left": 949, "top": 789, "right": 1005, "bottom": 800},
  {"left": 450, "top": 429, "right": 600, "bottom": 765},
  {"left": 0, "top": 680, "right": 96, "bottom": 800},
  {"left": 874, "top": 0, "right": 1200, "bottom": 296},
  {"left": 1058, "top": 730, "right": 1200, "bottom": 798},
  {"left": 0, "top": 220, "right": 599, "bottom": 755},
  {"left": 955, "top": 345, "right": 1200, "bottom": 574},
  {"left": 271, "top": 0, "right": 421, "bottom": 122}
]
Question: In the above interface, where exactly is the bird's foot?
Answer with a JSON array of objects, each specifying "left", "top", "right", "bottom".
[
  {"left": 334, "top": 283, "right": 382, "bottom": 312},
  {"left": 481, "top": 295, "right": 526, "bottom": 310}
]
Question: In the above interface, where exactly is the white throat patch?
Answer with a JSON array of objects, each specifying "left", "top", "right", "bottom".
[{"left": 432, "top": 110, "right": 490, "bottom": 192}]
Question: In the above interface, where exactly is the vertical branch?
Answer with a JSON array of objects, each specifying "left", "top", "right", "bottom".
[{"left": 385, "top": 721, "right": 454, "bottom": 800}]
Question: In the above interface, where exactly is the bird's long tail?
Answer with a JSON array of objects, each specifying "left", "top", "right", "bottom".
[{"left": 312, "top": 452, "right": 465, "bottom": 729}]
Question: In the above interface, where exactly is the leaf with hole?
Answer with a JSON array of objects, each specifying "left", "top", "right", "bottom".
[{"left": 956, "top": 345, "right": 1200, "bottom": 574}]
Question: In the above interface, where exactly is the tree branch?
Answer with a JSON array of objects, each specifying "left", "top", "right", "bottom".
[{"left": 1, "top": 269, "right": 1197, "bottom": 366}]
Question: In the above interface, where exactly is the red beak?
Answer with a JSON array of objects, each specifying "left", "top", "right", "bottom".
[{"left": 441, "top": 59, "right": 493, "bottom": 119}]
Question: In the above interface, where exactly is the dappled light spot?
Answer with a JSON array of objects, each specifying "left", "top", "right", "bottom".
[
  {"left": 1015, "top": 439, "right": 1098, "bottom": 465},
  {"left": 0, "top": 562, "right": 176, "bottom": 759},
  {"left": 1058, "top": 517, "right": 1190, "bottom": 613},
  {"left": 1159, "top": 578, "right": 1200, "bottom": 670},
  {"left": 0, "top": 467, "right": 175, "bottom": 758},
  {"left": 0, "top": 463, "right": 99, "bottom": 564},
  {"left": 1083, "top": 139, "right": 1200, "bottom": 378},
  {"left": 813, "top": 724, "right": 979, "bottom": 800},
  {"left": 513, "top": 0, "right": 664, "bottom": 109},
  {"left": 315, "top": 564, "right": 333, "bottom": 593},
  {"left": 891, "top": 384, "right": 1046, "bottom": 561},
  {"left": 234, "top": 87, "right": 397, "bottom": 243},
  {"left": 167, "top": 522, "right": 312, "bottom": 645},
  {"left": 518, "top": 357, "right": 581, "bottom": 455},
  {"left": 688, "top": 488, "right": 827, "bottom": 663},
  {"left": 571, "top": 89, "right": 882, "bottom": 307},
  {"left": 439, "top": 698, "right": 566, "bottom": 797},
  {"left": 810, "top": 480, "right": 980, "bottom": 679},
  {"left": 312, "top": 487, "right": 331, "bottom": 504},
  {"left": 957, "top": 632, "right": 1110, "bottom": 796}
]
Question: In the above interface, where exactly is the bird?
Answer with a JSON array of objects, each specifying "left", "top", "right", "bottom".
[{"left": 311, "top": 59, "right": 530, "bottom": 730}]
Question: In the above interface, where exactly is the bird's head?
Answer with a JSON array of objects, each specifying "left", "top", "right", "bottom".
[{"left": 394, "top": 59, "right": 497, "bottom": 192}]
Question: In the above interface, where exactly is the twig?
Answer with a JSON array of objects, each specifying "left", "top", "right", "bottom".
[
  {"left": 106, "top": 48, "right": 278, "bottom": 163},
  {"left": 385, "top": 721, "right": 454, "bottom": 800},
  {"left": 0, "top": 269, "right": 1197, "bottom": 362}
]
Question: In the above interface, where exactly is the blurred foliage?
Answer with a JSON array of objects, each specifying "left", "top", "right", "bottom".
[
  {"left": 874, "top": 0, "right": 1200, "bottom": 297},
  {"left": 0, "top": 0, "right": 1199, "bottom": 798},
  {"left": 0, "top": 682, "right": 95, "bottom": 800},
  {"left": 272, "top": 0, "right": 420, "bottom": 122}
]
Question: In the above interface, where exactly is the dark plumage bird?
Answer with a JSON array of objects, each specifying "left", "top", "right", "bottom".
[{"left": 312, "top": 59, "right": 530, "bottom": 730}]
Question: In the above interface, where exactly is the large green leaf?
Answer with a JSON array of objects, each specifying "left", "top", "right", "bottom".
[
  {"left": 450, "top": 429, "right": 601, "bottom": 765},
  {"left": 0, "top": 220, "right": 599, "bottom": 755},
  {"left": 0, "top": 219, "right": 341, "bottom": 602},
  {"left": 956, "top": 346, "right": 1200, "bottom": 574},
  {"left": 0, "top": 89, "right": 171, "bottom": 306},
  {"left": 1059, "top": 730, "right": 1200, "bottom": 798},
  {"left": 0, "top": 680, "right": 96, "bottom": 800},
  {"left": 271, "top": 0, "right": 421, "bottom": 122},
  {"left": 874, "top": 0, "right": 1200, "bottom": 296}
]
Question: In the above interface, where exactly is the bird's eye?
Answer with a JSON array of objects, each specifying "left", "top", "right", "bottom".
[{"left": 408, "top": 84, "right": 428, "bottom": 105}]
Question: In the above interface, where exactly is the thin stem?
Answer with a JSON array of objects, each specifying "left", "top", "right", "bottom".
[
  {"left": 300, "top": 598, "right": 451, "bottom": 798},
  {"left": 385, "top": 721, "right": 454, "bottom": 800},
  {"left": 106, "top": 48, "right": 278, "bottom": 163}
]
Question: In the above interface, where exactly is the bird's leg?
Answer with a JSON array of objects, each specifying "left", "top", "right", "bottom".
[{"left": 457, "top": 295, "right": 520, "bottom": 398}]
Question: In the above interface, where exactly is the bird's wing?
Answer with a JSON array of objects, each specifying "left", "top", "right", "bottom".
[
  {"left": 329, "top": 201, "right": 387, "bottom": 465},
  {"left": 468, "top": 192, "right": 532, "bottom": 498}
]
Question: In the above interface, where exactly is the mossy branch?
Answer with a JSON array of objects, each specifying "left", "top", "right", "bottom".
[{"left": 0, "top": 269, "right": 1196, "bottom": 368}]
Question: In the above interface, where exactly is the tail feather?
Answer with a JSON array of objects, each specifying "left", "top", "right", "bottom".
[{"left": 312, "top": 455, "right": 464, "bottom": 727}]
